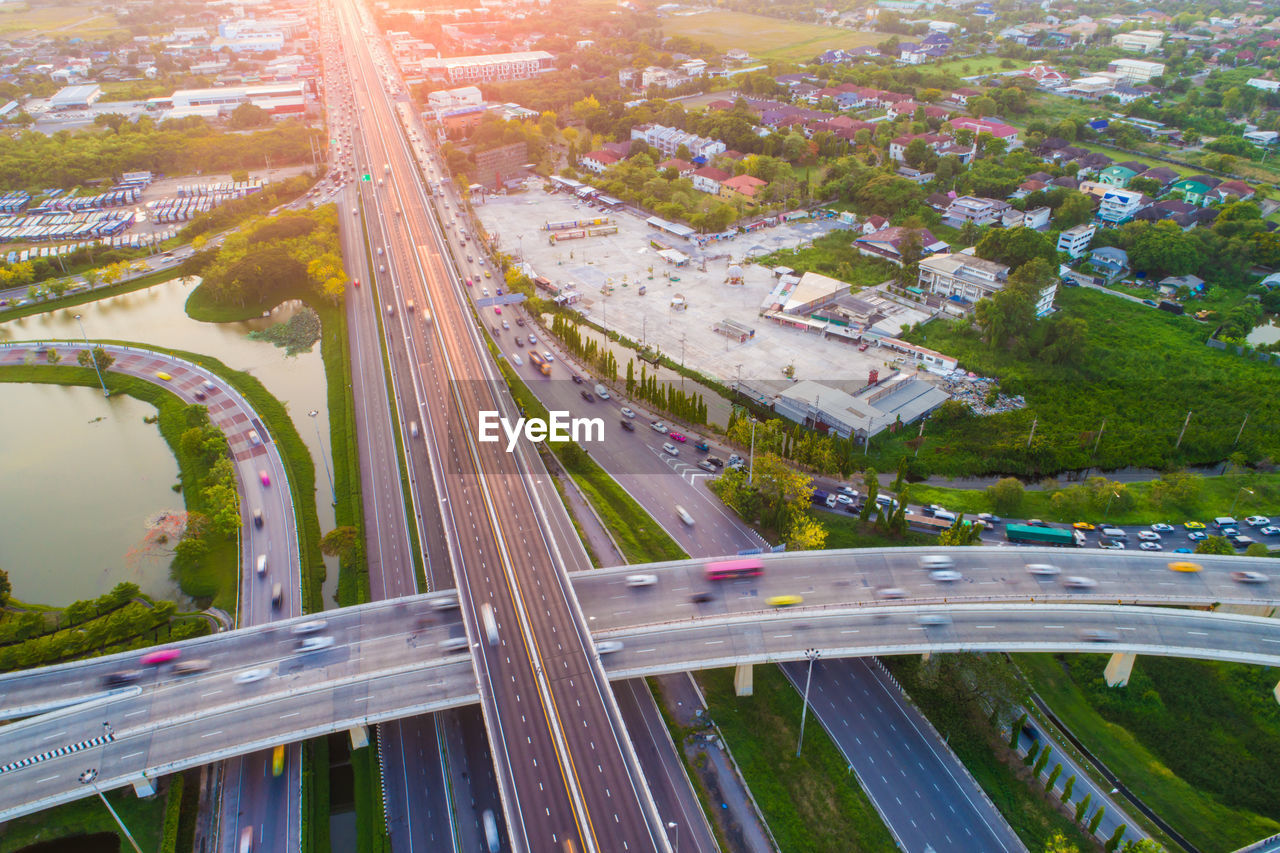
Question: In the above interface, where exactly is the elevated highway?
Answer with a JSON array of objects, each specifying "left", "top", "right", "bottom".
[{"left": 1, "top": 547, "right": 1278, "bottom": 822}]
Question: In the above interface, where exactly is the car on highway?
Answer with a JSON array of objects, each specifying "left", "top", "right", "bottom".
[
  {"left": 694, "top": 440, "right": 710, "bottom": 452},
  {"left": 1183, "top": 521, "right": 1206, "bottom": 530},
  {"left": 440, "top": 636, "right": 469, "bottom": 651},
  {"left": 510, "top": 353, "right": 523, "bottom": 366},
  {"left": 253, "top": 509, "right": 264, "bottom": 529},
  {"left": 104, "top": 670, "right": 142, "bottom": 686},
  {"left": 1098, "top": 540, "right": 1125, "bottom": 550},
  {"left": 620, "top": 407, "right": 636, "bottom": 418},
  {"left": 620, "top": 420, "right": 635, "bottom": 432},
  {"left": 697, "top": 459, "right": 716, "bottom": 473},
  {"left": 650, "top": 421, "right": 669, "bottom": 434},
  {"left": 596, "top": 640, "right": 624, "bottom": 655},
  {"left": 247, "top": 429, "right": 262, "bottom": 446},
  {"left": 662, "top": 442, "right": 679, "bottom": 456},
  {"left": 579, "top": 389, "right": 594, "bottom": 402},
  {"left": 570, "top": 373, "right": 584, "bottom": 385},
  {"left": 430, "top": 593, "right": 459, "bottom": 610},
  {"left": 1139, "top": 542, "right": 1163, "bottom": 551},
  {"left": 877, "top": 587, "right": 908, "bottom": 599},
  {"left": 513, "top": 337, "right": 523, "bottom": 347},
  {"left": 494, "top": 306, "right": 501, "bottom": 315},
  {"left": 297, "top": 636, "right": 335, "bottom": 653},
  {"left": 352, "top": 279, "right": 359, "bottom": 288},
  {"left": 1246, "top": 515, "right": 1270, "bottom": 527},
  {"left": 919, "top": 555, "right": 954, "bottom": 570},
  {"left": 1187, "top": 531, "right": 1208, "bottom": 541},
  {"left": 259, "top": 470, "right": 271, "bottom": 487},
  {"left": 501, "top": 320, "right": 509, "bottom": 330},
  {"left": 1261, "top": 526, "right": 1280, "bottom": 536},
  {"left": 1136, "top": 531, "right": 1161, "bottom": 541},
  {"left": 233, "top": 668, "right": 270, "bottom": 684},
  {"left": 1080, "top": 629, "right": 1119, "bottom": 643},
  {"left": 835, "top": 493, "right": 855, "bottom": 506},
  {"left": 918, "top": 613, "right": 951, "bottom": 626},
  {"left": 929, "top": 570, "right": 961, "bottom": 582},
  {"left": 690, "top": 592, "right": 713, "bottom": 604},
  {"left": 292, "top": 619, "right": 327, "bottom": 635},
  {"left": 528, "top": 335, "right": 537, "bottom": 346},
  {"left": 670, "top": 432, "right": 687, "bottom": 442},
  {"left": 766, "top": 594, "right": 803, "bottom": 607},
  {"left": 1071, "top": 521, "right": 1095, "bottom": 530},
  {"left": 140, "top": 649, "right": 181, "bottom": 666},
  {"left": 155, "top": 371, "right": 172, "bottom": 381},
  {"left": 542, "top": 351, "right": 554, "bottom": 363},
  {"left": 1168, "top": 561, "right": 1202, "bottom": 573},
  {"left": 1173, "top": 547, "right": 1193, "bottom": 553},
  {"left": 1062, "top": 576, "right": 1097, "bottom": 590},
  {"left": 174, "top": 659, "right": 211, "bottom": 675},
  {"left": 1151, "top": 523, "right": 1175, "bottom": 533},
  {"left": 1231, "top": 570, "right": 1269, "bottom": 583},
  {"left": 1026, "top": 563, "right": 1060, "bottom": 576},
  {"left": 625, "top": 574, "right": 657, "bottom": 587}
]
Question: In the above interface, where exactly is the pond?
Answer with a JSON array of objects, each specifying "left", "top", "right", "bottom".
[{"left": 0, "top": 277, "right": 341, "bottom": 608}]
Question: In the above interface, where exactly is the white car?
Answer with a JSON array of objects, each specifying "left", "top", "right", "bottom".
[
  {"left": 1063, "top": 576, "right": 1097, "bottom": 590},
  {"left": 596, "top": 640, "right": 624, "bottom": 654},
  {"left": 232, "top": 668, "right": 270, "bottom": 684},
  {"left": 1098, "top": 540, "right": 1125, "bottom": 550},
  {"left": 430, "top": 593, "right": 459, "bottom": 610},
  {"left": 1137, "top": 531, "right": 1161, "bottom": 541},
  {"left": 835, "top": 493, "right": 855, "bottom": 506},
  {"left": 1151, "top": 523, "right": 1175, "bottom": 533},
  {"left": 1139, "top": 541, "right": 1163, "bottom": 551},
  {"left": 662, "top": 442, "right": 680, "bottom": 456},
  {"left": 1245, "top": 515, "right": 1270, "bottom": 527},
  {"left": 929, "top": 570, "right": 961, "bottom": 582},
  {"left": 1025, "top": 563, "right": 1060, "bottom": 576},
  {"left": 439, "top": 636, "right": 469, "bottom": 651},
  {"left": 620, "top": 407, "right": 636, "bottom": 419},
  {"left": 625, "top": 574, "right": 657, "bottom": 587},
  {"left": 296, "top": 636, "right": 335, "bottom": 653},
  {"left": 291, "top": 619, "right": 327, "bottom": 635},
  {"left": 1260, "top": 526, "right": 1280, "bottom": 536},
  {"left": 917, "top": 613, "right": 951, "bottom": 626},
  {"left": 650, "top": 421, "right": 669, "bottom": 434}
]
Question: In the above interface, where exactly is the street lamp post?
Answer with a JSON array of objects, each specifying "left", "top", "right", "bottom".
[
  {"left": 78, "top": 769, "right": 143, "bottom": 853},
  {"left": 73, "top": 314, "right": 110, "bottom": 398},
  {"left": 1104, "top": 490, "right": 1121, "bottom": 521},
  {"left": 796, "top": 648, "right": 820, "bottom": 756},
  {"left": 748, "top": 417, "right": 757, "bottom": 486},
  {"left": 667, "top": 820, "right": 679, "bottom": 853},
  {"left": 1230, "top": 487, "right": 1255, "bottom": 518},
  {"left": 308, "top": 410, "right": 336, "bottom": 506}
]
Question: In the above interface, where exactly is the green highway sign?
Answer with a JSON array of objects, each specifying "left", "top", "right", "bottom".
[{"left": 362, "top": 174, "right": 372, "bottom": 182}]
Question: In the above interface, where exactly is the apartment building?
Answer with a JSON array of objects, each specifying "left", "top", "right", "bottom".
[
  {"left": 420, "top": 51, "right": 554, "bottom": 84},
  {"left": 1111, "top": 30, "right": 1164, "bottom": 53},
  {"left": 1098, "top": 187, "right": 1144, "bottom": 222},
  {"left": 942, "top": 195, "right": 1011, "bottom": 227},
  {"left": 1107, "top": 58, "right": 1165, "bottom": 83},
  {"left": 630, "top": 124, "right": 726, "bottom": 159},
  {"left": 1056, "top": 223, "right": 1096, "bottom": 258}
]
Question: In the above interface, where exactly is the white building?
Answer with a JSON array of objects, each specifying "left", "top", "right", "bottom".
[
  {"left": 1107, "top": 58, "right": 1165, "bottom": 83},
  {"left": 1111, "top": 29, "right": 1164, "bottom": 53},
  {"left": 420, "top": 51, "right": 554, "bottom": 84},
  {"left": 1098, "top": 187, "right": 1144, "bottom": 223},
  {"left": 427, "top": 85, "right": 483, "bottom": 111},
  {"left": 917, "top": 253, "right": 1009, "bottom": 304},
  {"left": 166, "top": 81, "right": 305, "bottom": 117},
  {"left": 773, "top": 377, "right": 950, "bottom": 443},
  {"left": 630, "top": 124, "right": 726, "bottom": 159},
  {"left": 942, "top": 196, "right": 1011, "bottom": 227},
  {"left": 1056, "top": 223, "right": 1096, "bottom": 258},
  {"left": 49, "top": 84, "right": 103, "bottom": 109},
  {"left": 1247, "top": 78, "right": 1280, "bottom": 93}
]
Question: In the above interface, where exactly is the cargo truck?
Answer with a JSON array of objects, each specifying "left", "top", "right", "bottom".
[{"left": 528, "top": 350, "right": 551, "bottom": 375}]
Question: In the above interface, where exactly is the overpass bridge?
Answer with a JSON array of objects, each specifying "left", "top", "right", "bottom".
[{"left": 0, "top": 547, "right": 1277, "bottom": 822}]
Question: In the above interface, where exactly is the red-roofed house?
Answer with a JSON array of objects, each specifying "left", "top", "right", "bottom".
[
  {"left": 887, "top": 100, "right": 922, "bottom": 118},
  {"left": 720, "top": 174, "right": 768, "bottom": 206},
  {"left": 658, "top": 158, "right": 695, "bottom": 176},
  {"left": 691, "top": 165, "right": 731, "bottom": 194},
  {"left": 949, "top": 117, "right": 1021, "bottom": 148},
  {"left": 889, "top": 133, "right": 951, "bottom": 163},
  {"left": 861, "top": 215, "right": 889, "bottom": 235},
  {"left": 579, "top": 149, "right": 621, "bottom": 173},
  {"left": 1215, "top": 180, "right": 1255, "bottom": 201},
  {"left": 947, "top": 87, "right": 983, "bottom": 106}
]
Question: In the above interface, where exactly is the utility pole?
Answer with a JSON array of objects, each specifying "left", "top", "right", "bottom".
[
  {"left": 1233, "top": 412, "right": 1249, "bottom": 448},
  {"left": 74, "top": 314, "right": 110, "bottom": 398},
  {"left": 914, "top": 417, "right": 925, "bottom": 458},
  {"left": 1175, "top": 410, "right": 1192, "bottom": 450},
  {"left": 796, "top": 649, "right": 821, "bottom": 756},
  {"left": 1026, "top": 416, "right": 1037, "bottom": 449},
  {"left": 748, "top": 417, "right": 757, "bottom": 485}
]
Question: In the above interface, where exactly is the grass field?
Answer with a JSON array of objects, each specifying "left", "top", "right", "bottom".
[
  {"left": 663, "top": 10, "right": 883, "bottom": 63},
  {"left": 927, "top": 55, "right": 1031, "bottom": 77},
  {"left": 1016, "top": 654, "right": 1280, "bottom": 852},
  {"left": 0, "top": 2, "right": 121, "bottom": 38},
  {"left": 0, "top": 781, "right": 168, "bottom": 852}
]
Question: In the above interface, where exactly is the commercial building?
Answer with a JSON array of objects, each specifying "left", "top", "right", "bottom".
[
  {"left": 161, "top": 82, "right": 306, "bottom": 118},
  {"left": 1057, "top": 223, "right": 1096, "bottom": 259},
  {"left": 473, "top": 141, "right": 529, "bottom": 189},
  {"left": 1106, "top": 58, "right": 1165, "bottom": 83},
  {"left": 427, "top": 85, "right": 483, "bottom": 111},
  {"left": 49, "top": 84, "right": 103, "bottom": 110},
  {"left": 420, "top": 51, "right": 554, "bottom": 84},
  {"left": 1111, "top": 30, "right": 1164, "bottom": 53},
  {"left": 773, "top": 377, "right": 950, "bottom": 443},
  {"left": 916, "top": 253, "right": 1009, "bottom": 305}
]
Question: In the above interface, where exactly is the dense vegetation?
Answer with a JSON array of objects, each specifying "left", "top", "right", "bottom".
[{"left": 0, "top": 117, "right": 320, "bottom": 191}]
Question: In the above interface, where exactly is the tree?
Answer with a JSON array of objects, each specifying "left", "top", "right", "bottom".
[
  {"left": 1024, "top": 740, "right": 1040, "bottom": 765},
  {"left": 1244, "top": 542, "right": 1270, "bottom": 558},
  {"left": 861, "top": 467, "right": 879, "bottom": 521},
  {"left": 938, "top": 516, "right": 982, "bottom": 546},
  {"left": 1128, "top": 220, "right": 1199, "bottom": 277},
  {"left": 1061, "top": 774, "right": 1075, "bottom": 803},
  {"left": 1105, "top": 826, "right": 1127, "bottom": 853},
  {"left": 1039, "top": 315, "right": 1088, "bottom": 366},
  {"left": 1046, "top": 763, "right": 1063, "bottom": 793},
  {"left": 1074, "top": 792, "right": 1092, "bottom": 823},
  {"left": 986, "top": 477, "right": 1025, "bottom": 516},
  {"left": 1009, "top": 712, "right": 1027, "bottom": 749},
  {"left": 1033, "top": 745, "right": 1052, "bottom": 778},
  {"left": 46, "top": 348, "right": 61, "bottom": 365},
  {"left": 1195, "top": 535, "right": 1235, "bottom": 555},
  {"left": 77, "top": 346, "right": 114, "bottom": 372},
  {"left": 1088, "top": 805, "right": 1106, "bottom": 835},
  {"left": 1044, "top": 833, "right": 1081, "bottom": 853},
  {"left": 0, "top": 566, "right": 9, "bottom": 607},
  {"left": 751, "top": 452, "right": 816, "bottom": 533},
  {"left": 976, "top": 226, "right": 1057, "bottom": 270},
  {"left": 320, "top": 526, "right": 361, "bottom": 564},
  {"left": 229, "top": 103, "right": 270, "bottom": 129},
  {"left": 786, "top": 513, "right": 828, "bottom": 550},
  {"left": 1122, "top": 841, "right": 1166, "bottom": 853},
  {"left": 1055, "top": 191, "right": 1094, "bottom": 228}
]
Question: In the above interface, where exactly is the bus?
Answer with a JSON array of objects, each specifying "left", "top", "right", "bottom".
[
  {"left": 1005, "top": 524, "right": 1082, "bottom": 547},
  {"left": 271, "top": 745, "right": 285, "bottom": 777},
  {"left": 528, "top": 351, "right": 551, "bottom": 375},
  {"left": 705, "top": 558, "right": 763, "bottom": 581}
]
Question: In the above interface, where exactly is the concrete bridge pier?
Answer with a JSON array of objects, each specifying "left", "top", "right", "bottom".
[
  {"left": 130, "top": 775, "right": 155, "bottom": 798},
  {"left": 1103, "top": 653, "right": 1136, "bottom": 688},
  {"left": 733, "top": 663, "right": 753, "bottom": 697},
  {"left": 348, "top": 725, "right": 369, "bottom": 750}
]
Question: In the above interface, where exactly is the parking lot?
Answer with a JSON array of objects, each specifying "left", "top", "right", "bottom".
[{"left": 473, "top": 185, "right": 934, "bottom": 388}]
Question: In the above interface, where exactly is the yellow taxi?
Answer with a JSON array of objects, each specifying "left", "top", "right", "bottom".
[
  {"left": 155, "top": 371, "right": 172, "bottom": 381},
  {"left": 484, "top": 269, "right": 492, "bottom": 278},
  {"left": 1183, "top": 521, "right": 1206, "bottom": 530},
  {"left": 766, "top": 594, "right": 804, "bottom": 607},
  {"left": 1072, "top": 521, "right": 1095, "bottom": 530},
  {"left": 1168, "top": 561, "right": 1202, "bottom": 573}
]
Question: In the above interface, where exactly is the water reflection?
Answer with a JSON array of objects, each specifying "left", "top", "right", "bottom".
[{"left": 1, "top": 277, "right": 340, "bottom": 608}]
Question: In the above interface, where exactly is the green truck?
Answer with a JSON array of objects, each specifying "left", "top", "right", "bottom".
[{"left": 1005, "top": 524, "right": 1081, "bottom": 547}]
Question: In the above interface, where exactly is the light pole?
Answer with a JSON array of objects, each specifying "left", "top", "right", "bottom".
[
  {"left": 308, "top": 410, "right": 335, "bottom": 506},
  {"left": 748, "top": 417, "right": 757, "bottom": 486},
  {"left": 78, "top": 768, "right": 143, "bottom": 853},
  {"left": 796, "top": 648, "right": 820, "bottom": 756},
  {"left": 1230, "top": 487, "right": 1254, "bottom": 518},
  {"left": 1103, "top": 490, "right": 1121, "bottom": 520},
  {"left": 667, "top": 820, "right": 679, "bottom": 853},
  {"left": 73, "top": 314, "right": 110, "bottom": 398}
]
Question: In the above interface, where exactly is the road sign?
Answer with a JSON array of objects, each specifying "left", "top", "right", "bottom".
[{"left": 362, "top": 174, "right": 372, "bottom": 182}]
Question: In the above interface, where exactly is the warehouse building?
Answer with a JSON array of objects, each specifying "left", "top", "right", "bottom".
[{"left": 49, "top": 84, "right": 103, "bottom": 110}]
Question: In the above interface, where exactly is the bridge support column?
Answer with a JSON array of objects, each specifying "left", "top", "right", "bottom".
[
  {"left": 349, "top": 725, "right": 369, "bottom": 750},
  {"left": 130, "top": 775, "right": 155, "bottom": 798},
  {"left": 1104, "top": 653, "right": 1136, "bottom": 688},
  {"left": 733, "top": 664, "right": 753, "bottom": 697},
  {"left": 921, "top": 651, "right": 931, "bottom": 663},
  {"left": 1274, "top": 680, "right": 1280, "bottom": 707}
]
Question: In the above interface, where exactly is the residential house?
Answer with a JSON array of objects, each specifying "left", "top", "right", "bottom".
[
  {"left": 943, "top": 195, "right": 1011, "bottom": 227},
  {"left": 1215, "top": 180, "right": 1255, "bottom": 201},
  {"left": 691, "top": 165, "right": 730, "bottom": 194},
  {"left": 579, "top": 149, "right": 621, "bottom": 174},
  {"left": 1089, "top": 246, "right": 1130, "bottom": 279},
  {"left": 855, "top": 227, "right": 949, "bottom": 264},
  {"left": 1021, "top": 62, "right": 1069, "bottom": 86},
  {"left": 1057, "top": 223, "right": 1096, "bottom": 258},
  {"left": 1138, "top": 166, "right": 1179, "bottom": 192},
  {"left": 1021, "top": 206, "right": 1052, "bottom": 230},
  {"left": 1011, "top": 179, "right": 1047, "bottom": 199},
  {"left": 630, "top": 124, "right": 726, "bottom": 159},
  {"left": 861, "top": 215, "right": 889, "bottom": 235},
  {"left": 657, "top": 158, "right": 695, "bottom": 177},
  {"left": 917, "top": 253, "right": 1011, "bottom": 309},
  {"left": 719, "top": 174, "right": 767, "bottom": 206},
  {"left": 1098, "top": 164, "right": 1139, "bottom": 187},
  {"left": 949, "top": 117, "right": 1021, "bottom": 148},
  {"left": 1169, "top": 174, "right": 1222, "bottom": 206},
  {"left": 1158, "top": 274, "right": 1205, "bottom": 295},
  {"left": 947, "top": 87, "right": 983, "bottom": 107},
  {"left": 889, "top": 132, "right": 951, "bottom": 163}
]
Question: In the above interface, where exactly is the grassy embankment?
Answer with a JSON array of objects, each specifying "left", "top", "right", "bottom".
[
  {"left": 1016, "top": 654, "right": 1280, "bottom": 853},
  {"left": 0, "top": 779, "right": 168, "bottom": 852},
  {"left": 663, "top": 10, "right": 884, "bottom": 63}
]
